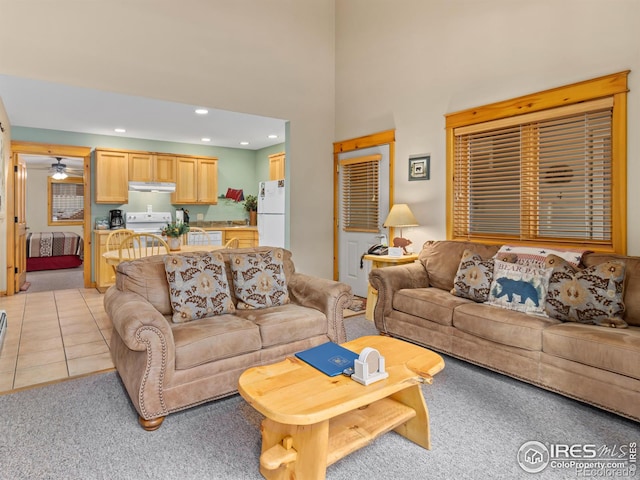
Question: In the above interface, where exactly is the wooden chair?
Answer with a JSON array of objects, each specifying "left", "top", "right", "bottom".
[
  {"left": 224, "top": 237, "right": 239, "bottom": 249},
  {"left": 105, "top": 229, "right": 134, "bottom": 279},
  {"left": 187, "top": 227, "right": 211, "bottom": 245},
  {"left": 119, "top": 233, "right": 170, "bottom": 262},
  {"left": 106, "top": 229, "right": 134, "bottom": 252}
]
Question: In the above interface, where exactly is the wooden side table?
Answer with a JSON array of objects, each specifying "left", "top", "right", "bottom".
[{"left": 364, "top": 253, "right": 418, "bottom": 321}]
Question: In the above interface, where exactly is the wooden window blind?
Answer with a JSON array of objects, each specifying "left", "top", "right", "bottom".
[
  {"left": 49, "top": 178, "right": 84, "bottom": 225},
  {"left": 446, "top": 71, "right": 628, "bottom": 253},
  {"left": 453, "top": 99, "right": 613, "bottom": 244},
  {"left": 340, "top": 154, "right": 381, "bottom": 232}
]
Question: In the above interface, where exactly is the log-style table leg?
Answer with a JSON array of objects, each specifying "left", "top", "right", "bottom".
[{"left": 260, "top": 417, "right": 330, "bottom": 480}]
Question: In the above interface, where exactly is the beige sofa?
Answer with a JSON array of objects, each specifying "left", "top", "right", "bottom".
[
  {"left": 104, "top": 247, "right": 352, "bottom": 430},
  {"left": 369, "top": 240, "right": 640, "bottom": 422}
]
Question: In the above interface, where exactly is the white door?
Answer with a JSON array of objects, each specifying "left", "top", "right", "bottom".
[{"left": 337, "top": 145, "right": 390, "bottom": 297}]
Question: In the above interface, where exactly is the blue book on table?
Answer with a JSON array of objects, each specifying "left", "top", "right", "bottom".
[{"left": 295, "top": 342, "right": 359, "bottom": 377}]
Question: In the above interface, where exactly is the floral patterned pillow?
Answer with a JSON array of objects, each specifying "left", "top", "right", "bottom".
[
  {"left": 164, "top": 252, "right": 235, "bottom": 323},
  {"left": 229, "top": 249, "right": 290, "bottom": 310},
  {"left": 544, "top": 254, "right": 627, "bottom": 328},
  {"left": 451, "top": 250, "right": 518, "bottom": 302},
  {"left": 451, "top": 250, "right": 496, "bottom": 302}
]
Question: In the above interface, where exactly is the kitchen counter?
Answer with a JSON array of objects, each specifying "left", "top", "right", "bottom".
[{"left": 93, "top": 225, "right": 258, "bottom": 292}]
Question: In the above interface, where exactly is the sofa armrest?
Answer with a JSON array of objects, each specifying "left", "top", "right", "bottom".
[
  {"left": 369, "top": 262, "right": 429, "bottom": 332},
  {"left": 105, "top": 286, "right": 175, "bottom": 353},
  {"left": 287, "top": 273, "right": 352, "bottom": 344}
]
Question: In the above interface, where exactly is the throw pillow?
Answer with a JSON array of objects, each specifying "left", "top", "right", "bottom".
[
  {"left": 544, "top": 254, "right": 627, "bottom": 328},
  {"left": 497, "top": 245, "right": 588, "bottom": 268},
  {"left": 164, "top": 252, "right": 235, "bottom": 323},
  {"left": 229, "top": 248, "right": 290, "bottom": 310},
  {"left": 487, "top": 260, "right": 552, "bottom": 315},
  {"left": 451, "top": 250, "right": 496, "bottom": 302}
]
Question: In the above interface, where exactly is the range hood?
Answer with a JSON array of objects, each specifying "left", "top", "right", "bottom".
[{"left": 128, "top": 181, "right": 176, "bottom": 193}]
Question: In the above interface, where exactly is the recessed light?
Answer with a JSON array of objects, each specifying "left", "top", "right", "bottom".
[
  {"left": 201, "top": 137, "right": 211, "bottom": 142},
  {"left": 240, "top": 141, "right": 249, "bottom": 146},
  {"left": 268, "top": 134, "right": 278, "bottom": 139},
  {"left": 195, "top": 108, "right": 208, "bottom": 115},
  {"left": 114, "top": 128, "right": 126, "bottom": 133}
]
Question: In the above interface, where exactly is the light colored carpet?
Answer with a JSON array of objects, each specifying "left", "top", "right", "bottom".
[
  {"left": 23, "top": 266, "right": 84, "bottom": 293},
  {"left": 0, "top": 315, "right": 636, "bottom": 479}
]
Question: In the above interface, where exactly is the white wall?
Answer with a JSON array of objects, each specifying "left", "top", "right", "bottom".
[
  {"left": 335, "top": 0, "right": 640, "bottom": 255},
  {"left": 0, "top": 0, "right": 336, "bottom": 280}
]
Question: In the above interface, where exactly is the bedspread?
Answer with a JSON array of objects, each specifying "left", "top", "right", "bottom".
[{"left": 26, "top": 232, "right": 84, "bottom": 260}]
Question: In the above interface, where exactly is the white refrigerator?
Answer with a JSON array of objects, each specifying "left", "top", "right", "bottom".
[{"left": 258, "top": 180, "right": 285, "bottom": 248}]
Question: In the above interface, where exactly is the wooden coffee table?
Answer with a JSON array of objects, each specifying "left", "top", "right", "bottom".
[{"left": 238, "top": 335, "right": 445, "bottom": 480}]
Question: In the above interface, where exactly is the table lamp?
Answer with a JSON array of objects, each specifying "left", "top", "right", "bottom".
[{"left": 383, "top": 204, "right": 418, "bottom": 254}]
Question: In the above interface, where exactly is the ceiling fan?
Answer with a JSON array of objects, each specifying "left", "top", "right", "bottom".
[{"left": 50, "top": 157, "right": 68, "bottom": 180}]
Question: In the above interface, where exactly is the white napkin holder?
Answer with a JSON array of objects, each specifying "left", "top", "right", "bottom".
[{"left": 351, "top": 347, "right": 389, "bottom": 386}]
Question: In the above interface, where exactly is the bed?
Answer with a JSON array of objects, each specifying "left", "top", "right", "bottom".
[{"left": 26, "top": 232, "right": 84, "bottom": 272}]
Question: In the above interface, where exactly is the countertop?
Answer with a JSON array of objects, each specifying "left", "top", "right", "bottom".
[{"left": 94, "top": 223, "right": 257, "bottom": 234}]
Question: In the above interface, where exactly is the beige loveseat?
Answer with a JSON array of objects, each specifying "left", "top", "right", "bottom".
[
  {"left": 104, "top": 247, "right": 352, "bottom": 430},
  {"left": 369, "top": 240, "right": 640, "bottom": 422}
]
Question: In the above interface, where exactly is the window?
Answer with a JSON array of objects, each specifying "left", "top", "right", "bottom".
[
  {"left": 48, "top": 177, "right": 84, "bottom": 226},
  {"left": 446, "top": 71, "right": 628, "bottom": 253},
  {"left": 340, "top": 154, "right": 381, "bottom": 232}
]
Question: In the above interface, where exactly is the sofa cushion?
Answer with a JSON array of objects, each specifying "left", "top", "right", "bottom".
[
  {"left": 583, "top": 253, "right": 640, "bottom": 327},
  {"left": 116, "top": 255, "right": 173, "bottom": 315},
  {"left": 164, "top": 252, "right": 235, "bottom": 323},
  {"left": 171, "top": 314, "right": 262, "bottom": 370},
  {"left": 544, "top": 254, "right": 627, "bottom": 328},
  {"left": 393, "top": 287, "right": 471, "bottom": 327},
  {"left": 543, "top": 323, "right": 640, "bottom": 381},
  {"left": 418, "top": 240, "right": 500, "bottom": 291},
  {"left": 229, "top": 249, "right": 290, "bottom": 309},
  {"left": 234, "top": 304, "right": 327, "bottom": 348},
  {"left": 451, "top": 250, "right": 518, "bottom": 302},
  {"left": 487, "top": 260, "right": 552, "bottom": 315},
  {"left": 451, "top": 250, "right": 495, "bottom": 302},
  {"left": 453, "top": 302, "right": 561, "bottom": 351}
]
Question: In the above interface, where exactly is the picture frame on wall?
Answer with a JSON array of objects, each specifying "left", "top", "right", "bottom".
[{"left": 409, "top": 154, "right": 430, "bottom": 181}]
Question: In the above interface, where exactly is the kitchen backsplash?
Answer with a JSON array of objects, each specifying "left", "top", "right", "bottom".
[{"left": 93, "top": 191, "right": 250, "bottom": 225}]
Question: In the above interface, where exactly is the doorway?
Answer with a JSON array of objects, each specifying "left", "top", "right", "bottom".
[
  {"left": 333, "top": 130, "right": 395, "bottom": 297},
  {"left": 6, "top": 142, "right": 92, "bottom": 295}
]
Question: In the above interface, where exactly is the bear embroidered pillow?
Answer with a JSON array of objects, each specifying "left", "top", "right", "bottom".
[{"left": 487, "top": 260, "right": 552, "bottom": 315}]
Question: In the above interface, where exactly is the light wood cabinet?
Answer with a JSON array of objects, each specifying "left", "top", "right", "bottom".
[
  {"left": 172, "top": 156, "right": 218, "bottom": 204},
  {"left": 155, "top": 155, "right": 177, "bottom": 183},
  {"left": 129, "top": 153, "right": 176, "bottom": 183},
  {"left": 269, "top": 152, "right": 285, "bottom": 180},
  {"left": 223, "top": 228, "right": 258, "bottom": 248},
  {"left": 94, "top": 230, "right": 114, "bottom": 292},
  {"left": 95, "top": 150, "right": 129, "bottom": 203}
]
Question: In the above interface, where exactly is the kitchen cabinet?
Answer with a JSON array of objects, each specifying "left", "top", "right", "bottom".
[
  {"left": 223, "top": 228, "right": 258, "bottom": 248},
  {"left": 95, "top": 150, "right": 129, "bottom": 203},
  {"left": 94, "top": 230, "right": 115, "bottom": 292},
  {"left": 129, "top": 153, "right": 176, "bottom": 183},
  {"left": 96, "top": 148, "right": 214, "bottom": 204},
  {"left": 269, "top": 152, "right": 285, "bottom": 180},
  {"left": 172, "top": 156, "right": 218, "bottom": 204}
]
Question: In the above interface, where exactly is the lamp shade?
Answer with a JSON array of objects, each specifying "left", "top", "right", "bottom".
[{"left": 383, "top": 204, "right": 418, "bottom": 228}]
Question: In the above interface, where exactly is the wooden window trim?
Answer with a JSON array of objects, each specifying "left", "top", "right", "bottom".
[
  {"left": 48, "top": 177, "right": 84, "bottom": 226},
  {"left": 445, "top": 71, "right": 629, "bottom": 253}
]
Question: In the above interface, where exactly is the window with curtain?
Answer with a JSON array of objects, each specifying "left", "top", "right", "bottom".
[
  {"left": 48, "top": 177, "right": 84, "bottom": 226},
  {"left": 446, "top": 71, "right": 628, "bottom": 253},
  {"left": 340, "top": 154, "right": 381, "bottom": 232}
]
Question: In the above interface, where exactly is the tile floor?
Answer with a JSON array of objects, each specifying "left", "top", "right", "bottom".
[{"left": 0, "top": 288, "right": 113, "bottom": 394}]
